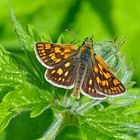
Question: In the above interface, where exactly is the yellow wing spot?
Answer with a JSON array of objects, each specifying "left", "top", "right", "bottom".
[
  {"left": 69, "top": 45, "right": 77, "bottom": 50},
  {"left": 37, "top": 47, "right": 44, "bottom": 50},
  {"left": 92, "top": 88, "right": 94, "bottom": 92},
  {"left": 102, "top": 80, "right": 106, "bottom": 86},
  {"left": 96, "top": 77, "right": 100, "bottom": 84},
  {"left": 89, "top": 79, "right": 92, "bottom": 85},
  {"left": 105, "top": 80, "right": 109, "bottom": 86},
  {"left": 61, "top": 52, "right": 65, "bottom": 55},
  {"left": 119, "top": 85, "right": 124, "bottom": 91},
  {"left": 114, "top": 87, "right": 117, "bottom": 91},
  {"left": 88, "top": 87, "right": 91, "bottom": 91},
  {"left": 112, "top": 90, "right": 115, "bottom": 94},
  {"left": 57, "top": 68, "right": 63, "bottom": 75},
  {"left": 99, "top": 70, "right": 103, "bottom": 75},
  {"left": 111, "top": 87, "right": 114, "bottom": 90},
  {"left": 37, "top": 44, "right": 44, "bottom": 47},
  {"left": 96, "top": 55, "right": 112, "bottom": 72},
  {"left": 65, "top": 62, "right": 70, "bottom": 67},
  {"left": 41, "top": 50, "right": 45, "bottom": 53},
  {"left": 45, "top": 44, "right": 51, "bottom": 49},
  {"left": 117, "top": 87, "right": 121, "bottom": 92},
  {"left": 62, "top": 78, "right": 65, "bottom": 82},
  {"left": 64, "top": 54, "right": 69, "bottom": 59},
  {"left": 43, "top": 53, "right": 47, "bottom": 56},
  {"left": 108, "top": 89, "right": 111, "bottom": 94},
  {"left": 104, "top": 72, "right": 111, "bottom": 79},
  {"left": 39, "top": 54, "right": 43, "bottom": 57},
  {"left": 54, "top": 47, "right": 61, "bottom": 53},
  {"left": 64, "top": 71, "right": 69, "bottom": 76},
  {"left": 113, "top": 79, "right": 120, "bottom": 85},
  {"left": 41, "top": 56, "right": 47, "bottom": 60},
  {"left": 51, "top": 70, "right": 56, "bottom": 74},
  {"left": 49, "top": 53, "right": 54, "bottom": 57},
  {"left": 55, "top": 59, "right": 61, "bottom": 63},
  {"left": 98, "top": 64, "right": 103, "bottom": 71},
  {"left": 94, "top": 67, "right": 98, "bottom": 73},
  {"left": 104, "top": 89, "right": 107, "bottom": 93},
  {"left": 51, "top": 55, "right": 56, "bottom": 60},
  {"left": 58, "top": 77, "right": 61, "bottom": 81},
  {"left": 44, "top": 59, "right": 48, "bottom": 62},
  {"left": 63, "top": 49, "right": 71, "bottom": 53}
]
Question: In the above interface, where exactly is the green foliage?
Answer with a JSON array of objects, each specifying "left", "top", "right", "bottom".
[
  {"left": 79, "top": 89, "right": 140, "bottom": 140},
  {"left": 0, "top": 6, "right": 54, "bottom": 135},
  {"left": 0, "top": 4, "right": 140, "bottom": 140}
]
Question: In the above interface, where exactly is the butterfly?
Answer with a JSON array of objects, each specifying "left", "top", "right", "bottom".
[{"left": 35, "top": 37, "right": 125, "bottom": 100}]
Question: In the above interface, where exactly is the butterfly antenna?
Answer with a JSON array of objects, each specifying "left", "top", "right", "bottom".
[
  {"left": 65, "top": 29, "right": 82, "bottom": 42},
  {"left": 90, "top": 34, "right": 94, "bottom": 39}
]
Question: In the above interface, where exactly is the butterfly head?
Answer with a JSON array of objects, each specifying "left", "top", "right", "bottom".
[
  {"left": 82, "top": 36, "right": 93, "bottom": 49},
  {"left": 79, "top": 36, "right": 94, "bottom": 61}
]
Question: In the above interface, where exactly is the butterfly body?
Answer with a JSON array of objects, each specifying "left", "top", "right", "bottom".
[
  {"left": 35, "top": 37, "right": 125, "bottom": 100},
  {"left": 72, "top": 61, "right": 87, "bottom": 99},
  {"left": 71, "top": 39, "right": 94, "bottom": 98}
]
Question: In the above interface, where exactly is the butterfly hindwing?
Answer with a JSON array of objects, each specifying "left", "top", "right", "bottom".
[
  {"left": 35, "top": 42, "right": 78, "bottom": 68},
  {"left": 81, "top": 65, "right": 106, "bottom": 99},
  {"left": 45, "top": 56, "right": 78, "bottom": 89},
  {"left": 94, "top": 54, "right": 125, "bottom": 96}
]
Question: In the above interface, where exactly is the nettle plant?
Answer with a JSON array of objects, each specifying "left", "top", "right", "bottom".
[{"left": 0, "top": 6, "right": 140, "bottom": 140}]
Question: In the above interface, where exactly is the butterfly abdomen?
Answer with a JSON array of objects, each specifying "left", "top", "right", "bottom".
[{"left": 71, "top": 62, "right": 87, "bottom": 99}]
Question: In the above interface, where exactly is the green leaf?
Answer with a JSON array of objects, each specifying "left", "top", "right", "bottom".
[
  {"left": 0, "top": 82, "right": 53, "bottom": 132},
  {"left": 0, "top": 44, "right": 26, "bottom": 87},
  {"left": 8, "top": 4, "right": 46, "bottom": 86},
  {"left": 0, "top": 5, "right": 55, "bottom": 134},
  {"left": 30, "top": 102, "right": 50, "bottom": 118},
  {"left": 79, "top": 88, "right": 140, "bottom": 140}
]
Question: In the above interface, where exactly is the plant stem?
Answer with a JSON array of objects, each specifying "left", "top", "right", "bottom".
[
  {"left": 76, "top": 100, "right": 102, "bottom": 115},
  {"left": 39, "top": 116, "right": 63, "bottom": 140}
]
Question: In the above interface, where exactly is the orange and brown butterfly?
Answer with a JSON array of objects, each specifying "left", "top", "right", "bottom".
[{"left": 35, "top": 37, "right": 125, "bottom": 100}]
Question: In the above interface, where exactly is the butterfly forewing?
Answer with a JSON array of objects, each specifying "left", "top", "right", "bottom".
[
  {"left": 94, "top": 54, "right": 125, "bottom": 96},
  {"left": 81, "top": 65, "right": 106, "bottom": 99},
  {"left": 45, "top": 56, "right": 78, "bottom": 89},
  {"left": 35, "top": 43, "right": 78, "bottom": 68}
]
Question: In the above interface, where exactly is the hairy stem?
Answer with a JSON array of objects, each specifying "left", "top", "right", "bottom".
[{"left": 39, "top": 117, "right": 63, "bottom": 140}]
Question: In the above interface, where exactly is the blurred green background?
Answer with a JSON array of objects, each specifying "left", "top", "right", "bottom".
[
  {"left": 1, "top": 0, "right": 140, "bottom": 86},
  {"left": 0, "top": 0, "right": 140, "bottom": 139}
]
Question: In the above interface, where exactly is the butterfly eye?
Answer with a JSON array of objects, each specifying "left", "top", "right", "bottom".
[{"left": 83, "top": 37, "right": 93, "bottom": 46}]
